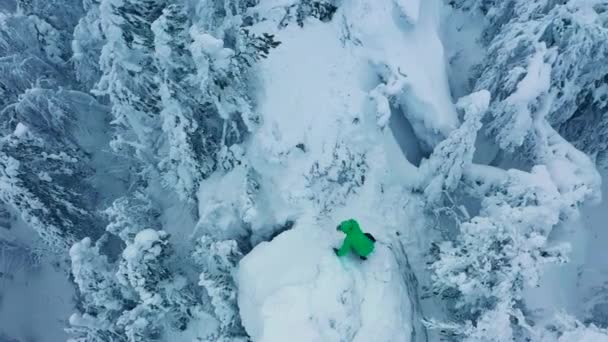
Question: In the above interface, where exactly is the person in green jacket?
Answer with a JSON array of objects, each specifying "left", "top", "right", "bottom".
[{"left": 333, "top": 219, "right": 376, "bottom": 260}]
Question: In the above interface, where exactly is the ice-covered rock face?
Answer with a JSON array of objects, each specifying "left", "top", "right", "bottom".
[{"left": 237, "top": 226, "right": 412, "bottom": 342}]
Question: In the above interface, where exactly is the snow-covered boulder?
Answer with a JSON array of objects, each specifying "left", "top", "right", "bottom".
[{"left": 237, "top": 226, "right": 412, "bottom": 342}]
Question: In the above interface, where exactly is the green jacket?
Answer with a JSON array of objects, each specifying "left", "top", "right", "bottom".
[{"left": 335, "top": 219, "right": 375, "bottom": 257}]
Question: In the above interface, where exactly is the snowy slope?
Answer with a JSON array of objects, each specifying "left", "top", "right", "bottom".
[
  {"left": 245, "top": 0, "right": 454, "bottom": 221},
  {"left": 0, "top": 217, "right": 74, "bottom": 342},
  {"left": 342, "top": 0, "right": 457, "bottom": 148},
  {"left": 236, "top": 0, "right": 455, "bottom": 340},
  {"left": 238, "top": 226, "right": 411, "bottom": 342}
]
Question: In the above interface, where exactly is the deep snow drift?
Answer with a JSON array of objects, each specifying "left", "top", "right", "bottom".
[{"left": 238, "top": 226, "right": 411, "bottom": 342}]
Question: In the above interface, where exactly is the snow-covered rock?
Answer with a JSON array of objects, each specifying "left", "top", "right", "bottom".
[{"left": 238, "top": 226, "right": 412, "bottom": 342}]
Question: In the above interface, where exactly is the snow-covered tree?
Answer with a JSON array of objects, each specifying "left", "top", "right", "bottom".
[
  {"left": 67, "top": 237, "right": 127, "bottom": 342},
  {"left": 105, "top": 193, "right": 161, "bottom": 243},
  {"left": 0, "top": 89, "right": 108, "bottom": 248},
  {"left": 117, "top": 229, "right": 196, "bottom": 341},
  {"left": 193, "top": 235, "right": 247, "bottom": 341},
  {"left": 72, "top": 0, "right": 105, "bottom": 89},
  {"left": 95, "top": 0, "right": 166, "bottom": 159},
  {"left": 152, "top": 4, "right": 227, "bottom": 201},
  {"left": 188, "top": 23, "right": 256, "bottom": 139},
  {"left": 0, "top": 0, "right": 113, "bottom": 251},
  {"left": 0, "top": 11, "right": 66, "bottom": 108},
  {"left": 66, "top": 179, "right": 204, "bottom": 342},
  {"left": 69, "top": 227, "right": 200, "bottom": 341},
  {"left": 265, "top": 0, "right": 338, "bottom": 27},
  {"left": 420, "top": 5, "right": 608, "bottom": 338},
  {"left": 16, "top": 0, "right": 84, "bottom": 31},
  {"left": 539, "top": 313, "right": 608, "bottom": 342},
  {"left": 427, "top": 131, "right": 599, "bottom": 341},
  {"left": 447, "top": 0, "right": 608, "bottom": 166},
  {"left": 419, "top": 90, "right": 490, "bottom": 205},
  {"left": 15, "top": 0, "right": 84, "bottom": 63},
  {"left": 188, "top": 0, "right": 285, "bottom": 138},
  {"left": 305, "top": 143, "right": 368, "bottom": 214}
]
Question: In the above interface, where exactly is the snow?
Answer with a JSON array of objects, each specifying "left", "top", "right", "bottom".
[
  {"left": 494, "top": 45, "right": 554, "bottom": 149},
  {"left": 237, "top": 1, "right": 454, "bottom": 338},
  {"left": 247, "top": 0, "right": 454, "bottom": 209},
  {"left": 509, "top": 46, "right": 552, "bottom": 103},
  {"left": 0, "top": 259, "right": 74, "bottom": 341},
  {"left": 438, "top": 3, "right": 485, "bottom": 99},
  {"left": 1, "top": 220, "right": 74, "bottom": 342},
  {"left": 12, "top": 123, "right": 28, "bottom": 137},
  {"left": 3, "top": 0, "right": 607, "bottom": 341},
  {"left": 559, "top": 329, "right": 608, "bottom": 342},
  {"left": 134, "top": 228, "right": 160, "bottom": 247},
  {"left": 394, "top": 0, "right": 421, "bottom": 25},
  {"left": 243, "top": 17, "right": 373, "bottom": 235},
  {"left": 190, "top": 29, "right": 234, "bottom": 69},
  {"left": 123, "top": 229, "right": 163, "bottom": 261},
  {"left": 237, "top": 225, "right": 411, "bottom": 342},
  {"left": 341, "top": 0, "right": 458, "bottom": 149},
  {"left": 456, "top": 89, "right": 491, "bottom": 116}
]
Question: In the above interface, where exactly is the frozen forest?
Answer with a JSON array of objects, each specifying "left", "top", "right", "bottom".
[{"left": 1, "top": 0, "right": 608, "bottom": 341}]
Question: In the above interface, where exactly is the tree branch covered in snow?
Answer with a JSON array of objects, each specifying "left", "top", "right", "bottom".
[
  {"left": 421, "top": 2, "right": 608, "bottom": 339},
  {"left": 450, "top": 0, "right": 608, "bottom": 166},
  {"left": 0, "top": 89, "right": 107, "bottom": 249},
  {"left": 69, "top": 200, "right": 201, "bottom": 341},
  {"left": 419, "top": 90, "right": 490, "bottom": 205},
  {"left": 193, "top": 235, "right": 248, "bottom": 341}
]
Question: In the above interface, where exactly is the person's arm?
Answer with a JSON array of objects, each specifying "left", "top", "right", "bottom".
[{"left": 334, "top": 236, "right": 351, "bottom": 256}]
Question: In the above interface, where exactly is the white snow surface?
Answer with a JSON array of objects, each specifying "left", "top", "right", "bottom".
[
  {"left": 238, "top": 226, "right": 411, "bottom": 342},
  {"left": 342, "top": 0, "right": 457, "bottom": 148},
  {"left": 394, "top": 0, "right": 421, "bottom": 25},
  {"left": 236, "top": 0, "right": 451, "bottom": 340}
]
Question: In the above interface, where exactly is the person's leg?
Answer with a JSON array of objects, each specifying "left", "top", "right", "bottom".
[{"left": 364, "top": 233, "right": 376, "bottom": 242}]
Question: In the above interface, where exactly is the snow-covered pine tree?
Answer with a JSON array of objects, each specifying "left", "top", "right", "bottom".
[
  {"left": 429, "top": 165, "right": 573, "bottom": 341},
  {"left": 15, "top": 0, "right": 84, "bottom": 63},
  {"left": 269, "top": 0, "right": 338, "bottom": 27},
  {"left": 0, "top": 8, "right": 67, "bottom": 109},
  {"left": 188, "top": 17, "right": 255, "bottom": 144},
  {"left": 418, "top": 90, "right": 490, "bottom": 205},
  {"left": 152, "top": 4, "right": 225, "bottom": 201},
  {"left": 72, "top": 0, "right": 105, "bottom": 90},
  {"left": 104, "top": 192, "right": 162, "bottom": 243},
  {"left": 294, "top": 0, "right": 338, "bottom": 26},
  {"left": 447, "top": 0, "right": 608, "bottom": 166},
  {"left": 68, "top": 229, "right": 199, "bottom": 342},
  {"left": 421, "top": 66, "right": 601, "bottom": 341},
  {"left": 0, "top": 0, "right": 114, "bottom": 249},
  {"left": 117, "top": 229, "right": 196, "bottom": 341},
  {"left": 193, "top": 235, "right": 248, "bottom": 341},
  {"left": 0, "top": 89, "right": 107, "bottom": 249},
  {"left": 69, "top": 193, "right": 200, "bottom": 341},
  {"left": 96, "top": 0, "right": 166, "bottom": 160},
  {"left": 138, "top": 0, "right": 277, "bottom": 203},
  {"left": 0, "top": 0, "right": 15, "bottom": 12},
  {"left": 67, "top": 237, "right": 128, "bottom": 342}
]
